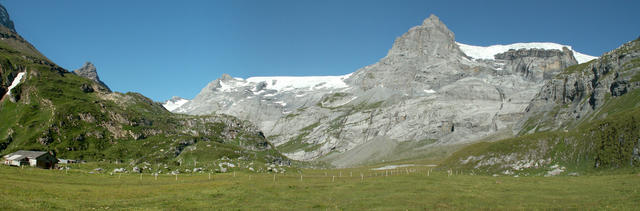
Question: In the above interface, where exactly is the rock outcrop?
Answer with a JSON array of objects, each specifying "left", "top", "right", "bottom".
[
  {"left": 172, "top": 14, "right": 594, "bottom": 167},
  {"left": 441, "top": 39, "right": 640, "bottom": 175},
  {"left": 519, "top": 38, "right": 640, "bottom": 133},
  {"left": 347, "top": 14, "right": 471, "bottom": 92},
  {"left": 493, "top": 47, "right": 577, "bottom": 82},
  {"left": 73, "top": 62, "right": 111, "bottom": 92},
  {"left": 0, "top": 4, "right": 15, "bottom": 32}
]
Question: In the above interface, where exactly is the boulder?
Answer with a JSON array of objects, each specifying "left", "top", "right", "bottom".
[
  {"left": 113, "top": 168, "right": 126, "bottom": 173},
  {"left": 80, "top": 84, "right": 94, "bottom": 93}
]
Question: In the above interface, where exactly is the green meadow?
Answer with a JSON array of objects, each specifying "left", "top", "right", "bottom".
[{"left": 1, "top": 165, "right": 639, "bottom": 210}]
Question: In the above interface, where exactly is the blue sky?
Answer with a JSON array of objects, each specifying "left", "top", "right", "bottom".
[{"left": 2, "top": 0, "right": 639, "bottom": 101}]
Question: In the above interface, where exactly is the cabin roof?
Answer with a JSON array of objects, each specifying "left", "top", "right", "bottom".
[{"left": 4, "top": 150, "right": 49, "bottom": 160}]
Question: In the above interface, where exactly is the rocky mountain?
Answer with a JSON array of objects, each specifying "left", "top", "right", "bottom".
[
  {"left": 0, "top": 4, "right": 286, "bottom": 171},
  {"left": 171, "top": 14, "right": 597, "bottom": 167},
  {"left": 163, "top": 96, "right": 189, "bottom": 112},
  {"left": 441, "top": 39, "right": 640, "bottom": 175},
  {"left": 0, "top": 4, "right": 15, "bottom": 32},
  {"left": 519, "top": 38, "right": 640, "bottom": 133},
  {"left": 0, "top": 4, "right": 53, "bottom": 100},
  {"left": 73, "top": 62, "right": 111, "bottom": 92}
]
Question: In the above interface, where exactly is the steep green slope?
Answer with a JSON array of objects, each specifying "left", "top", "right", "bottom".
[
  {"left": 0, "top": 25, "right": 285, "bottom": 169},
  {"left": 441, "top": 39, "right": 640, "bottom": 175}
]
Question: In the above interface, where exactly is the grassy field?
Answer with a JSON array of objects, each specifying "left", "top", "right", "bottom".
[{"left": 1, "top": 165, "right": 639, "bottom": 210}]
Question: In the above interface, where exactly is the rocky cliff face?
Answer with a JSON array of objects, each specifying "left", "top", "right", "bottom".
[
  {"left": 441, "top": 39, "right": 640, "bottom": 175},
  {"left": 73, "top": 62, "right": 111, "bottom": 92},
  {"left": 172, "top": 15, "right": 593, "bottom": 167},
  {"left": 0, "top": 4, "right": 46, "bottom": 60},
  {"left": 0, "top": 4, "right": 15, "bottom": 32},
  {"left": 347, "top": 14, "right": 471, "bottom": 92},
  {"left": 494, "top": 47, "right": 577, "bottom": 82},
  {"left": 519, "top": 39, "right": 640, "bottom": 133}
]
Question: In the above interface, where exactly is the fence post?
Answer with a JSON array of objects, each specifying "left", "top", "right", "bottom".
[{"left": 332, "top": 176, "right": 335, "bottom": 182}]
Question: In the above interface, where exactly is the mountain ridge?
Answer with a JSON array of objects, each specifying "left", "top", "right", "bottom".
[
  {"left": 168, "top": 14, "right": 594, "bottom": 167},
  {"left": 441, "top": 38, "right": 640, "bottom": 175}
]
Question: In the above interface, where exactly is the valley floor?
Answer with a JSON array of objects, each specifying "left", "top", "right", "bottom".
[{"left": 0, "top": 165, "right": 638, "bottom": 210}]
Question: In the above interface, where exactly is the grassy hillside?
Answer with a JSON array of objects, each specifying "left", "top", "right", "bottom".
[
  {"left": 442, "top": 104, "right": 640, "bottom": 175},
  {"left": 0, "top": 165, "right": 638, "bottom": 209},
  {"left": 0, "top": 26, "right": 285, "bottom": 170}
]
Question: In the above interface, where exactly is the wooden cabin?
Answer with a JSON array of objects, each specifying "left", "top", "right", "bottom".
[{"left": 2, "top": 150, "right": 58, "bottom": 169}]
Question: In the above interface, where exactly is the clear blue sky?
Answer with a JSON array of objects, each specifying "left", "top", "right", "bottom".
[{"left": 2, "top": 0, "right": 639, "bottom": 101}]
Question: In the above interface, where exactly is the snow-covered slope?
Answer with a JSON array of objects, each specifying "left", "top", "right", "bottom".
[
  {"left": 243, "top": 74, "right": 352, "bottom": 92},
  {"left": 163, "top": 96, "right": 189, "bottom": 112},
  {"left": 6, "top": 72, "right": 24, "bottom": 97},
  {"left": 457, "top": 42, "right": 597, "bottom": 64}
]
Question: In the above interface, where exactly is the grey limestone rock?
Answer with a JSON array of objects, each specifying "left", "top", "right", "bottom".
[
  {"left": 518, "top": 39, "right": 640, "bottom": 133},
  {"left": 494, "top": 47, "right": 577, "bottom": 82},
  {"left": 73, "top": 62, "right": 111, "bottom": 92},
  {"left": 172, "top": 15, "right": 589, "bottom": 168}
]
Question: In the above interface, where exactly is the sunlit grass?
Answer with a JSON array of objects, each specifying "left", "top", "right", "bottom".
[{"left": 0, "top": 165, "right": 638, "bottom": 209}]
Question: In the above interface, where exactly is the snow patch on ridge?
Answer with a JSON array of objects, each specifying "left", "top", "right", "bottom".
[
  {"left": 6, "top": 72, "right": 25, "bottom": 97},
  {"left": 245, "top": 73, "right": 352, "bottom": 92},
  {"left": 163, "top": 98, "right": 189, "bottom": 112},
  {"left": 456, "top": 42, "right": 597, "bottom": 64}
]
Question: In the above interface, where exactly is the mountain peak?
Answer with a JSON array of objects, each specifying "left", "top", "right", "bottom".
[
  {"left": 220, "top": 73, "right": 234, "bottom": 81},
  {"left": 417, "top": 14, "right": 454, "bottom": 39},
  {"left": 386, "top": 14, "right": 460, "bottom": 59},
  {"left": 82, "top": 61, "right": 96, "bottom": 69},
  {"left": 0, "top": 4, "right": 15, "bottom": 32},
  {"left": 74, "top": 62, "right": 98, "bottom": 77},
  {"left": 422, "top": 14, "right": 441, "bottom": 26},
  {"left": 73, "top": 62, "right": 111, "bottom": 92},
  {"left": 163, "top": 96, "right": 190, "bottom": 112},
  {"left": 169, "top": 96, "right": 185, "bottom": 102}
]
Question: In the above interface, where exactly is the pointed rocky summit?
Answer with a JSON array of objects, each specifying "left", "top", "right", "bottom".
[
  {"left": 347, "top": 14, "right": 469, "bottom": 91},
  {"left": 73, "top": 62, "right": 111, "bottom": 92},
  {"left": 0, "top": 4, "right": 15, "bottom": 32},
  {"left": 387, "top": 14, "right": 462, "bottom": 58}
]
